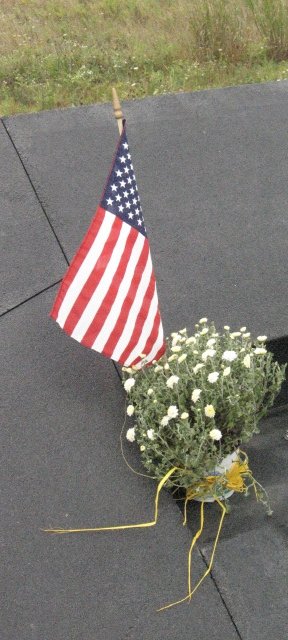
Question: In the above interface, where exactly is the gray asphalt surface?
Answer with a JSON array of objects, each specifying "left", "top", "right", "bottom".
[{"left": 1, "top": 82, "right": 287, "bottom": 639}]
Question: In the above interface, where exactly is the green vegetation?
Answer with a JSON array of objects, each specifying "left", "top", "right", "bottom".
[{"left": 2, "top": 0, "right": 288, "bottom": 115}]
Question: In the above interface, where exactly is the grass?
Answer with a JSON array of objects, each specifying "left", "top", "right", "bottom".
[{"left": 1, "top": 0, "right": 288, "bottom": 115}]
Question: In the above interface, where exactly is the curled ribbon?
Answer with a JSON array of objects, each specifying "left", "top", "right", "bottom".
[{"left": 44, "top": 452, "right": 266, "bottom": 611}]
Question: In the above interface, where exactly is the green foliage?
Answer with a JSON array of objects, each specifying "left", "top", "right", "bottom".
[
  {"left": 245, "top": 0, "right": 288, "bottom": 60},
  {"left": 189, "top": 0, "right": 249, "bottom": 63},
  {"left": 123, "top": 321, "right": 286, "bottom": 489},
  {"left": 2, "top": 1, "right": 288, "bottom": 114}
]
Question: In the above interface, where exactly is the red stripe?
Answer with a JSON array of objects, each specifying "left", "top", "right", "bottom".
[
  {"left": 130, "top": 308, "right": 161, "bottom": 367},
  {"left": 81, "top": 226, "right": 139, "bottom": 348},
  {"left": 151, "top": 341, "right": 166, "bottom": 363},
  {"left": 118, "top": 274, "right": 156, "bottom": 365},
  {"left": 50, "top": 206, "right": 106, "bottom": 320},
  {"left": 63, "top": 214, "right": 123, "bottom": 335},
  {"left": 101, "top": 237, "right": 150, "bottom": 357},
  {"left": 131, "top": 331, "right": 166, "bottom": 368}
]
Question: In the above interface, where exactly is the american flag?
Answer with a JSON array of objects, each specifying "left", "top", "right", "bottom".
[{"left": 50, "top": 122, "right": 166, "bottom": 368}]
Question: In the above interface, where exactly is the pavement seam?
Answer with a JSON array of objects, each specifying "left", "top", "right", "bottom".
[
  {"left": 0, "top": 279, "right": 62, "bottom": 318},
  {"left": 198, "top": 548, "right": 243, "bottom": 639},
  {"left": 1, "top": 117, "right": 69, "bottom": 265}
]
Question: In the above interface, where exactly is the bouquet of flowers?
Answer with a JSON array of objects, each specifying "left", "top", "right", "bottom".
[
  {"left": 46, "top": 319, "right": 286, "bottom": 611},
  {"left": 123, "top": 319, "right": 286, "bottom": 506}
]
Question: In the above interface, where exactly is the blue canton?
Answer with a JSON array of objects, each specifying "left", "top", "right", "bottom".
[{"left": 101, "top": 128, "right": 147, "bottom": 237}]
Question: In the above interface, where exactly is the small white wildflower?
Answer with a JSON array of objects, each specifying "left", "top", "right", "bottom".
[
  {"left": 257, "top": 336, "right": 267, "bottom": 342},
  {"left": 179, "top": 328, "right": 187, "bottom": 334},
  {"left": 212, "top": 333, "right": 219, "bottom": 337},
  {"left": 254, "top": 347, "right": 267, "bottom": 355},
  {"left": 160, "top": 415, "right": 169, "bottom": 426},
  {"left": 209, "top": 428, "right": 222, "bottom": 440},
  {"left": 154, "top": 365, "right": 163, "bottom": 372},
  {"left": 206, "top": 338, "right": 216, "bottom": 347},
  {"left": 171, "top": 332, "right": 178, "bottom": 337},
  {"left": 126, "top": 427, "right": 135, "bottom": 442},
  {"left": 164, "top": 363, "right": 170, "bottom": 370},
  {"left": 200, "top": 327, "right": 209, "bottom": 335},
  {"left": 224, "top": 325, "right": 230, "bottom": 330},
  {"left": 172, "top": 334, "right": 182, "bottom": 346},
  {"left": 140, "top": 445, "right": 146, "bottom": 451},
  {"left": 166, "top": 375, "right": 179, "bottom": 389},
  {"left": 126, "top": 405, "right": 135, "bottom": 416},
  {"left": 147, "top": 429, "right": 155, "bottom": 440},
  {"left": 181, "top": 412, "right": 189, "bottom": 420},
  {"left": 205, "top": 405, "right": 216, "bottom": 418},
  {"left": 124, "top": 378, "right": 136, "bottom": 392},
  {"left": 243, "top": 332, "right": 251, "bottom": 338},
  {"left": 240, "top": 347, "right": 245, "bottom": 352},
  {"left": 202, "top": 349, "right": 216, "bottom": 362},
  {"left": 230, "top": 332, "right": 241, "bottom": 338},
  {"left": 147, "top": 388, "right": 154, "bottom": 395},
  {"left": 171, "top": 345, "right": 181, "bottom": 352},
  {"left": 193, "top": 363, "right": 204, "bottom": 373},
  {"left": 178, "top": 353, "right": 187, "bottom": 363},
  {"left": 191, "top": 388, "right": 202, "bottom": 403},
  {"left": 168, "top": 354, "right": 178, "bottom": 362},
  {"left": 193, "top": 350, "right": 199, "bottom": 355},
  {"left": 186, "top": 336, "right": 196, "bottom": 345},
  {"left": 167, "top": 405, "right": 179, "bottom": 419},
  {"left": 208, "top": 371, "right": 219, "bottom": 384},
  {"left": 240, "top": 327, "right": 247, "bottom": 332},
  {"left": 222, "top": 350, "right": 237, "bottom": 362},
  {"left": 223, "top": 367, "right": 231, "bottom": 376},
  {"left": 243, "top": 354, "right": 251, "bottom": 368},
  {"left": 199, "top": 317, "right": 208, "bottom": 324}
]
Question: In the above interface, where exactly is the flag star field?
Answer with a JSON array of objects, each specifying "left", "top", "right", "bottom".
[{"left": 101, "top": 137, "right": 147, "bottom": 236}]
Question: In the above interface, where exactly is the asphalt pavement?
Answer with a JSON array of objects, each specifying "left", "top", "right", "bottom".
[{"left": 1, "top": 81, "right": 288, "bottom": 639}]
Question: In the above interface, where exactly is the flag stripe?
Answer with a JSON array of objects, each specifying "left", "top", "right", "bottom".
[
  {"left": 51, "top": 207, "right": 107, "bottom": 321},
  {"left": 82, "top": 226, "right": 142, "bottom": 349},
  {"left": 56, "top": 208, "right": 115, "bottom": 328},
  {"left": 139, "top": 318, "right": 165, "bottom": 366},
  {"left": 111, "top": 253, "right": 154, "bottom": 363},
  {"left": 131, "top": 307, "right": 162, "bottom": 367},
  {"left": 81, "top": 227, "right": 143, "bottom": 351},
  {"left": 63, "top": 213, "right": 123, "bottom": 335},
  {"left": 148, "top": 336, "right": 166, "bottom": 364},
  {"left": 122, "top": 284, "right": 158, "bottom": 366},
  {"left": 71, "top": 219, "right": 132, "bottom": 342},
  {"left": 100, "top": 237, "right": 150, "bottom": 357}
]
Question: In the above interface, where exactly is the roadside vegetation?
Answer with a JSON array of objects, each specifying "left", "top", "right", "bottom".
[{"left": 2, "top": 0, "right": 288, "bottom": 115}]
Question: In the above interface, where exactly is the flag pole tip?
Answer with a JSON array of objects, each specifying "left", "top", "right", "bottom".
[{"left": 112, "top": 88, "right": 123, "bottom": 135}]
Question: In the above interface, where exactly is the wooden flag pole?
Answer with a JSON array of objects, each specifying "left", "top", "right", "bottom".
[{"left": 112, "top": 87, "right": 123, "bottom": 135}]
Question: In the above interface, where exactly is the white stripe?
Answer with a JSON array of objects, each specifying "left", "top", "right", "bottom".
[
  {"left": 91, "top": 232, "right": 145, "bottom": 352},
  {"left": 57, "top": 210, "right": 115, "bottom": 328},
  {"left": 72, "top": 221, "right": 131, "bottom": 341},
  {"left": 111, "top": 250, "right": 153, "bottom": 362},
  {"left": 143, "top": 320, "right": 164, "bottom": 365},
  {"left": 123, "top": 285, "right": 158, "bottom": 366}
]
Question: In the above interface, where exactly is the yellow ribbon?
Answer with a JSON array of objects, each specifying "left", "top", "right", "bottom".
[
  {"left": 43, "top": 466, "right": 177, "bottom": 535},
  {"left": 44, "top": 452, "right": 262, "bottom": 611}
]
